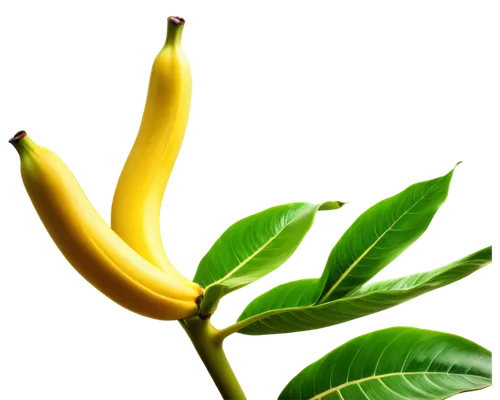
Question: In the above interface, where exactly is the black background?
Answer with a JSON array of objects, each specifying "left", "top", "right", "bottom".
[{"left": 0, "top": 8, "right": 498, "bottom": 399}]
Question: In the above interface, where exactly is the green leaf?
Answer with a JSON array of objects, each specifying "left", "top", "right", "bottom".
[
  {"left": 226, "top": 247, "right": 491, "bottom": 336},
  {"left": 279, "top": 327, "right": 492, "bottom": 400},
  {"left": 316, "top": 164, "right": 460, "bottom": 304},
  {"left": 194, "top": 201, "right": 344, "bottom": 314}
]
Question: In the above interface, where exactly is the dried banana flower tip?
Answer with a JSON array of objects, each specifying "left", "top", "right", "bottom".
[
  {"left": 166, "top": 14, "right": 187, "bottom": 25},
  {"left": 9, "top": 130, "right": 27, "bottom": 143}
]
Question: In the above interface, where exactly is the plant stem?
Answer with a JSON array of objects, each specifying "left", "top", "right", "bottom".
[{"left": 181, "top": 317, "right": 246, "bottom": 400}]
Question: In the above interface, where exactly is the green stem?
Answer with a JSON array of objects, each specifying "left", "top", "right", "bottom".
[
  {"left": 165, "top": 16, "right": 185, "bottom": 47},
  {"left": 181, "top": 317, "right": 246, "bottom": 400}
]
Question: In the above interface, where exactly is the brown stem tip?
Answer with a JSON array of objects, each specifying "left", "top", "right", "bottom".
[
  {"left": 168, "top": 16, "right": 185, "bottom": 26},
  {"left": 9, "top": 130, "right": 27, "bottom": 144}
]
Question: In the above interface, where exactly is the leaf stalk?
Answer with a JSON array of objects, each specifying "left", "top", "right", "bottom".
[{"left": 214, "top": 323, "right": 242, "bottom": 342}]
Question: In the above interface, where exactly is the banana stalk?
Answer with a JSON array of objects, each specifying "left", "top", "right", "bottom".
[
  {"left": 112, "top": 16, "right": 195, "bottom": 288},
  {"left": 10, "top": 131, "right": 203, "bottom": 320}
]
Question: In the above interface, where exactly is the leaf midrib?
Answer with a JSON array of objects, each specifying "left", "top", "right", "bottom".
[
  {"left": 205, "top": 205, "right": 313, "bottom": 291},
  {"left": 317, "top": 175, "right": 446, "bottom": 304},
  {"left": 308, "top": 371, "right": 490, "bottom": 400}
]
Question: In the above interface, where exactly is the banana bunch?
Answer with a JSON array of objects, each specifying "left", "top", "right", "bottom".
[
  {"left": 9, "top": 16, "right": 202, "bottom": 320},
  {"left": 9, "top": 131, "right": 202, "bottom": 319},
  {"left": 108, "top": 15, "right": 198, "bottom": 287}
]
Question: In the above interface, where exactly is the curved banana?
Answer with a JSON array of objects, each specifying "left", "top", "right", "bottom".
[
  {"left": 10, "top": 132, "right": 203, "bottom": 320},
  {"left": 112, "top": 16, "right": 195, "bottom": 288}
]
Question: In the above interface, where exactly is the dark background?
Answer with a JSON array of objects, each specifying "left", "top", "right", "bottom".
[{"left": 0, "top": 8, "right": 498, "bottom": 399}]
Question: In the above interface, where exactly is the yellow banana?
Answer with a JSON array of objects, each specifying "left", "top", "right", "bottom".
[
  {"left": 10, "top": 131, "right": 203, "bottom": 320},
  {"left": 112, "top": 16, "right": 195, "bottom": 289}
]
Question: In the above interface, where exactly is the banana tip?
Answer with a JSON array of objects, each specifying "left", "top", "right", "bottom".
[
  {"left": 9, "top": 130, "right": 27, "bottom": 144},
  {"left": 168, "top": 16, "right": 185, "bottom": 26}
]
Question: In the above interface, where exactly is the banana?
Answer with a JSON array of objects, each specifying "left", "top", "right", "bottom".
[
  {"left": 10, "top": 131, "right": 203, "bottom": 321},
  {"left": 112, "top": 16, "right": 196, "bottom": 289}
]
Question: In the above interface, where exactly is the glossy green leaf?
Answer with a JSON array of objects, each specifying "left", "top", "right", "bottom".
[
  {"left": 226, "top": 247, "right": 491, "bottom": 336},
  {"left": 194, "top": 201, "right": 344, "bottom": 314},
  {"left": 350, "top": 247, "right": 492, "bottom": 297},
  {"left": 279, "top": 327, "right": 492, "bottom": 400},
  {"left": 316, "top": 165, "right": 459, "bottom": 304}
]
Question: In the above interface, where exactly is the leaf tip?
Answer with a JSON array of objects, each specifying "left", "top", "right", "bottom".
[
  {"left": 451, "top": 158, "right": 465, "bottom": 172},
  {"left": 319, "top": 201, "right": 347, "bottom": 211}
]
